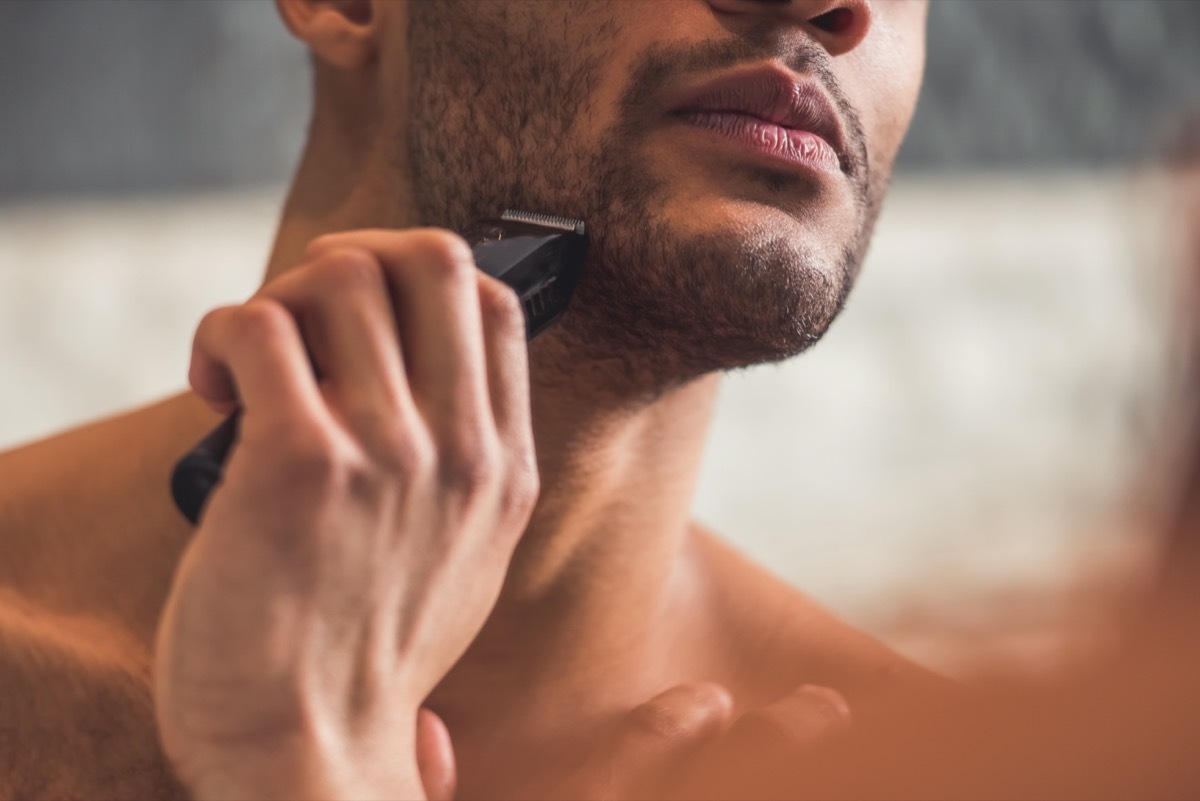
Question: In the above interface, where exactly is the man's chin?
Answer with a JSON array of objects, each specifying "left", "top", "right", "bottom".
[
  {"left": 548, "top": 203, "right": 853, "bottom": 389},
  {"left": 639, "top": 194, "right": 856, "bottom": 311}
]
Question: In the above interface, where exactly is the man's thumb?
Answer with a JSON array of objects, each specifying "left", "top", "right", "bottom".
[{"left": 416, "top": 707, "right": 456, "bottom": 801}]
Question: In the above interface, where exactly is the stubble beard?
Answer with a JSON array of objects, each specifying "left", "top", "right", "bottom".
[{"left": 405, "top": 7, "right": 876, "bottom": 402}]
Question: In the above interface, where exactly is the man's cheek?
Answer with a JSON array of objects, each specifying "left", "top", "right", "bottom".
[{"left": 846, "top": 36, "right": 926, "bottom": 162}]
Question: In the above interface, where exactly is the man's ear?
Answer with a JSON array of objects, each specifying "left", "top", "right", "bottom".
[{"left": 274, "top": 0, "right": 378, "bottom": 70}]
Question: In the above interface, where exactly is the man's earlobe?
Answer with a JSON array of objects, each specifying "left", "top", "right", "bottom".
[{"left": 275, "top": 0, "right": 378, "bottom": 71}]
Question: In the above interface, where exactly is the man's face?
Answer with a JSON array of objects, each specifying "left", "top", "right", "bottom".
[{"left": 385, "top": 0, "right": 928, "bottom": 386}]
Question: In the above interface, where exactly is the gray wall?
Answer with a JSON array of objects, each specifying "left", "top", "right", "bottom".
[
  {"left": 0, "top": 0, "right": 307, "bottom": 199},
  {"left": 2, "top": 0, "right": 1199, "bottom": 200}
]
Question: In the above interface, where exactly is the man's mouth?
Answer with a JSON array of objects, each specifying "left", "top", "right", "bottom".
[{"left": 665, "top": 65, "right": 849, "bottom": 176}]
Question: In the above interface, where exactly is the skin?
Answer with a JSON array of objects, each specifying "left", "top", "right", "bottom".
[{"left": 0, "top": 1, "right": 938, "bottom": 798}]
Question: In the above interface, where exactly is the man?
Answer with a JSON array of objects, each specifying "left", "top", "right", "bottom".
[{"left": 0, "top": 0, "right": 939, "bottom": 797}]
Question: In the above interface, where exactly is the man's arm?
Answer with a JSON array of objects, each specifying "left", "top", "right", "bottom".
[{"left": 153, "top": 229, "right": 539, "bottom": 800}]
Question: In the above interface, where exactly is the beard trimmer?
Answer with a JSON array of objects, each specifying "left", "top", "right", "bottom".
[{"left": 170, "top": 210, "right": 588, "bottom": 525}]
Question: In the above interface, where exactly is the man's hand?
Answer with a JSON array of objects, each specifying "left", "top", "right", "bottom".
[
  {"left": 510, "top": 683, "right": 851, "bottom": 801},
  {"left": 153, "top": 230, "right": 539, "bottom": 799}
]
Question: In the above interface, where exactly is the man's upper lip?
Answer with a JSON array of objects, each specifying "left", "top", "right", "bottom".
[{"left": 667, "top": 65, "right": 848, "bottom": 166}]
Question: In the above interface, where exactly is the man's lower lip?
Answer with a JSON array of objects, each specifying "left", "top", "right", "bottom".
[{"left": 671, "top": 111, "right": 842, "bottom": 174}]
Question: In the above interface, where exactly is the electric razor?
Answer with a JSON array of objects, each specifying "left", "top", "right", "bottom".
[{"left": 170, "top": 210, "right": 588, "bottom": 525}]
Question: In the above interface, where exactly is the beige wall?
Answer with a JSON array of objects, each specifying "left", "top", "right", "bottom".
[{"left": 0, "top": 172, "right": 1172, "bottom": 674}]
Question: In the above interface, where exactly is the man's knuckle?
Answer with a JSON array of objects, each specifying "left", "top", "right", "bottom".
[
  {"left": 377, "top": 430, "right": 437, "bottom": 479},
  {"left": 197, "top": 305, "right": 230, "bottom": 330},
  {"left": 396, "top": 230, "right": 474, "bottom": 284},
  {"left": 480, "top": 283, "right": 526, "bottom": 331},
  {"left": 195, "top": 306, "right": 234, "bottom": 342},
  {"left": 233, "top": 300, "right": 292, "bottom": 346},
  {"left": 500, "top": 457, "right": 540, "bottom": 519},
  {"left": 275, "top": 429, "right": 349, "bottom": 488},
  {"left": 439, "top": 436, "right": 503, "bottom": 499},
  {"left": 433, "top": 254, "right": 476, "bottom": 287},
  {"left": 413, "top": 229, "right": 476, "bottom": 266},
  {"left": 302, "top": 233, "right": 343, "bottom": 262}
]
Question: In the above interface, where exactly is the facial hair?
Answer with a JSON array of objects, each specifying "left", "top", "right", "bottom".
[{"left": 405, "top": 2, "right": 876, "bottom": 400}]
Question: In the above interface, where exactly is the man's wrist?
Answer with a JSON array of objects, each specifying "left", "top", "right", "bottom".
[{"left": 183, "top": 728, "right": 424, "bottom": 801}]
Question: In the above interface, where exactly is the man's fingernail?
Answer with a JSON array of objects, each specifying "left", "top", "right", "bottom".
[
  {"left": 795, "top": 684, "right": 852, "bottom": 725},
  {"left": 693, "top": 682, "right": 735, "bottom": 717}
]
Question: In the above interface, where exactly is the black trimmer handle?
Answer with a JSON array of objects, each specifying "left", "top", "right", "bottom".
[
  {"left": 169, "top": 210, "right": 587, "bottom": 526},
  {"left": 170, "top": 411, "right": 241, "bottom": 525}
]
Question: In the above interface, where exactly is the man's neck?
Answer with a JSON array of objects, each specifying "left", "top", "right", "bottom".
[
  {"left": 422, "top": 366, "right": 719, "bottom": 797},
  {"left": 433, "top": 367, "right": 719, "bottom": 703},
  {"left": 269, "top": 148, "right": 725, "bottom": 741}
]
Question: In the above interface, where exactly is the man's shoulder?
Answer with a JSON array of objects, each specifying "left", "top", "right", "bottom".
[
  {"left": 686, "top": 522, "right": 951, "bottom": 705},
  {"left": 0, "top": 591, "right": 185, "bottom": 800}
]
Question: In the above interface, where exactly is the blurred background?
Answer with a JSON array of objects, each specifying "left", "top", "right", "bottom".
[{"left": 2, "top": 0, "right": 1198, "bottom": 677}]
